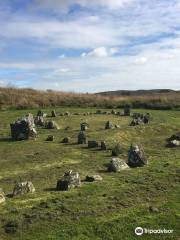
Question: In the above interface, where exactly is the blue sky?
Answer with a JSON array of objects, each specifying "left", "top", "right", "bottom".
[{"left": 0, "top": 0, "right": 180, "bottom": 92}]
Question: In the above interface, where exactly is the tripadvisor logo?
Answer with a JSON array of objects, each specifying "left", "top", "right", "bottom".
[
  {"left": 135, "top": 227, "right": 174, "bottom": 236},
  {"left": 135, "top": 227, "right": 143, "bottom": 236}
]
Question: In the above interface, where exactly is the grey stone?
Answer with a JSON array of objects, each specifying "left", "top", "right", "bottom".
[
  {"left": 46, "top": 135, "right": 54, "bottom": 141},
  {"left": 128, "top": 144, "right": 148, "bottom": 167},
  {"left": 115, "top": 124, "right": 120, "bottom": 128},
  {"left": 167, "top": 132, "right": 180, "bottom": 141},
  {"left": 167, "top": 140, "right": 180, "bottom": 147},
  {"left": 101, "top": 141, "right": 107, "bottom": 150},
  {"left": 85, "top": 175, "right": 103, "bottom": 182},
  {"left": 108, "top": 158, "right": 129, "bottom": 172},
  {"left": 51, "top": 110, "right": 57, "bottom": 117},
  {"left": 13, "top": 181, "right": 35, "bottom": 196},
  {"left": 124, "top": 104, "right": 131, "bottom": 116},
  {"left": 80, "top": 122, "right": 89, "bottom": 131},
  {"left": 10, "top": 113, "right": 37, "bottom": 141},
  {"left": 88, "top": 140, "right": 99, "bottom": 148},
  {"left": 34, "top": 116, "right": 45, "bottom": 126},
  {"left": 78, "top": 131, "right": 87, "bottom": 144},
  {"left": 105, "top": 121, "right": 114, "bottom": 129},
  {"left": 56, "top": 170, "right": 81, "bottom": 191},
  {"left": 65, "top": 112, "right": 70, "bottom": 116},
  {"left": 62, "top": 137, "right": 70, "bottom": 143},
  {"left": 45, "top": 120, "right": 59, "bottom": 129}
]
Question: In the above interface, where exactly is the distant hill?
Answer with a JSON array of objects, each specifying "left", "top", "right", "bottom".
[{"left": 97, "top": 89, "right": 178, "bottom": 96}]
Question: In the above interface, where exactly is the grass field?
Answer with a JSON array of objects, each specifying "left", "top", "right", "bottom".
[{"left": 0, "top": 107, "right": 179, "bottom": 240}]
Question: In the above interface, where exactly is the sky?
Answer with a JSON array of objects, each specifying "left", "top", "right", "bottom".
[{"left": 0, "top": 0, "right": 180, "bottom": 92}]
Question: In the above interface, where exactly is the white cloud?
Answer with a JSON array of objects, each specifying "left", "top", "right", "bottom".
[{"left": 82, "top": 47, "right": 119, "bottom": 58}]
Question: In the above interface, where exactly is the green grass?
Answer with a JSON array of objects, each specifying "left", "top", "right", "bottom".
[{"left": 0, "top": 107, "right": 179, "bottom": 240}]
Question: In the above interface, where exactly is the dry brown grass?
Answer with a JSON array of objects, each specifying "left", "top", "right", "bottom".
[{"left": 0, "top": 87, "right": 180, "bottom": 110}]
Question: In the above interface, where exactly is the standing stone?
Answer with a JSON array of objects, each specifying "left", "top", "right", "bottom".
[
  {"left": 34, "top": 116, "right": 45, "bottom": 126},
  {"left": 112, "top": 143, "right": 122, "bottom": 156},
  {"left": 101, "top": 141, "right": 107, "bottom": 150},
  {"left": 10, "top": 113, "right": 37, "bottom": 141},
  {"left": 78, "top": 131, "right": 87, "bottom": 144},
  {"left": 111, "top": 109, "right": 116, "bottom": 115},
  {"left": 37, "top": 110, "right": 46, "bottom": 117},
  {"left": 80, "top": 122, "right": 89, "bottom": 131},
  {"left": 56, "top": 170, "right": 81, "bottom": 191},
  {"left": 108, "top": 158, "right": 129, "bottom": 172},
  {"left": 45, "top": 120, "right": 59, "bottom": 129},
  {"left": 124, "top": 104, "right": 131, "bottom": 116},
  {"left": 143, "top": 113, "right": 150, "bottom": 124},
  {"left": 105, "top": 121, "right": 114, "bottom": 129},
  {"left": 88, "top": 140, "right": 99, "bottom": 148},
  {"left": 51, "top": 110, "right": 57, "bottom": 117},
  {"left": 0, "top": 188, "right": 5, "bottom": 204},
  {"left": 128, "top": 144, "right": 147, "bottom": 167},
  {"left": 13, "top": 181, "right": 35, "bottom": 196}
]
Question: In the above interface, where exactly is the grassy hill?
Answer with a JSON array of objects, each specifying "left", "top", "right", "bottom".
[{"left": 0, "top": 107, "right": 179, "bottom": 239}]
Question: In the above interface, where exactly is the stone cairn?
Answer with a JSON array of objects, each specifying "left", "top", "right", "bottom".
[
  {"left": 10, "top": 113, "right": 37, "bottom": 141},
  {"left": 128, "top": 144, "right": 147, "bottom": 167},
  {"left": 78, "top": 131, "right": 87, "bottom": 144},
  {"left": 13, "top": 181, "right": 35, "bottom": 196},
  {"left": 56, "top": 170, "right": 81, "bottom": 191}
]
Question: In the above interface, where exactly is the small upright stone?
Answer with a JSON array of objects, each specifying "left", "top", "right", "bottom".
[
  {"left": 80, "top": 122, "right": 89, "bottom": 131},
  {"left": 56, "top": 170, "right": 81, "bottom": 191},
  {"left": 128, "top": 144, "right": 147, "bottom": 167},
  {"left": 112, "top": 143, "right": 122, "bottom": 156},
  {"left": 62, "top": 137, "right": 70, "bottom": 143},
  {"left": 51, "top": 110, "right": 57, "bottom": 117},
  {"left": 0, "top": 188, "right": 5, "bottom": 204},
  {"left": 124, "top": 104, "right": 131, "bottom": 116},
  {"left": 34, "top": 116, "right": 44, "bottom": 126},
  {"left": 78, "top": 131, "right": 87, "bottom": 144},
  {"left": 13, "top": 181, "right": 35, "bottom": 196},
  {"left": 101, "top": 141, "right": 107, "bottom": 150},
  {"left": 108, "top": 158, "right": 129, "bottom": 172},
  {"left": 105, "top": 121, "right": 114, "bottom": 129},
  {"left": 111, "top": 109, "right": 116, "bottom": 115}
]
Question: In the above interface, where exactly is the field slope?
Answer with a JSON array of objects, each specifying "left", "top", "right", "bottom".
[{"left": 0, "top": 107, "right": 179, "bottom": 240}]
